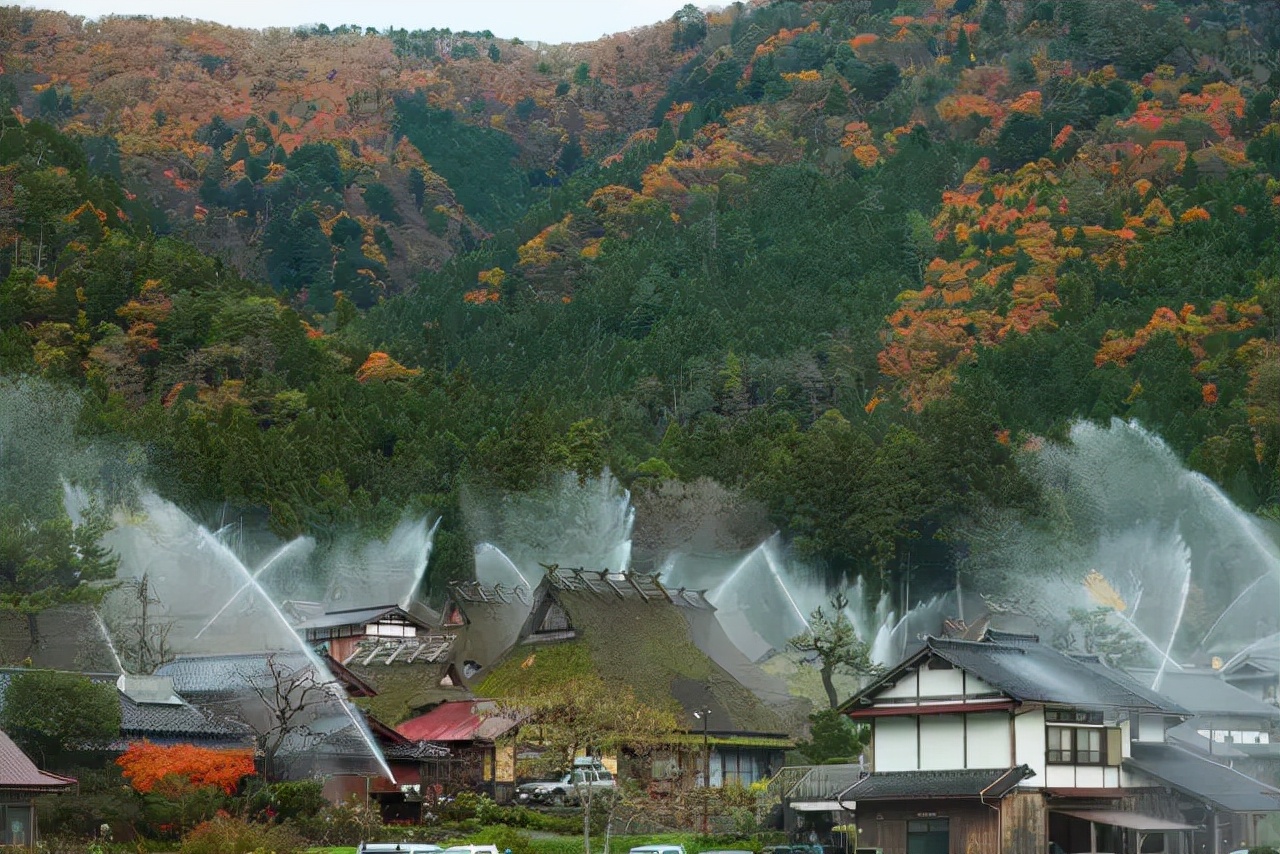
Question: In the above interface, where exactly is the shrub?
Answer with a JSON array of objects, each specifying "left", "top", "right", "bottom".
[
  {"left": 34, "top": 766, "right": 143, "bottom": 838},
  {"left": 295, "top": 794, "right": 383, "bottom": 846},
  {"left": 240, "top": 778, "right": 327, "bottom": 823},
  {"left": 179, "top": 815, "right": 304, "bottom": 854},
  {"left": 467, "top": 825, "right": 531, "bottom": 854}
]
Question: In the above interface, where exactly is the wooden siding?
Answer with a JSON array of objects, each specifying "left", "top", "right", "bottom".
[
  {"left": 1004, "top": 791, "right": 1048, "bottom": 854},
  {"left": 856, "top": 802, "right": 1001, "bottom": 854}
]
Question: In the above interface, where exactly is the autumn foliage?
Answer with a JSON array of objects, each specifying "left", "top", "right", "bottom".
[
  {"left": 355, "top": 351, "right": 422, "bottom": 382},
  {"left": 117, "top": 742, "right": 256, "bottom": 794}
]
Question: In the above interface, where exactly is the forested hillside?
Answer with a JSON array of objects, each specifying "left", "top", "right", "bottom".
[{"left": 1, "top": 0, "right": 1278, "bottom": 606}]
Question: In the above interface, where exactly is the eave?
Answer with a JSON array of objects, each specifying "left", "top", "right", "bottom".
[{"left": 847, "top": 699, "right": 1016, "bottom": 718}]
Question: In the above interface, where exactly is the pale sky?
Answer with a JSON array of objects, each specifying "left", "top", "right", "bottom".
[{"left": 26, "top": 1, "right": 691, "bottom": 44}]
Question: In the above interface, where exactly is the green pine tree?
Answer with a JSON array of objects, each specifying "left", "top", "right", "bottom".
[{"left": 955, "top": 26, "right": 974, "bottom": 69}]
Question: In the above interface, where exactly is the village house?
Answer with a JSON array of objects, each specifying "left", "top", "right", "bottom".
[
  {"left": 456, "top": 569, "right": 796, "bottom": 805},
  {"left": 295, "top": 603, "right": 488, "bottom": 807},
  {"left": 154, "top": 652, "right": 395, "bottom": 782},
  {"left": 1126, "top": 667, "right": 1280, "bottom": 787},
  {"left": 827, "top": 629, "right": 1280, "bottom": 854},
  {"left": 394, "top": 699, "right": 520, "bottom": 801},
  {"left": 1218, "top": 636, "right": 1280, "bottom": 707},
  {"left": 0, "top": 728, "right": 76, "bottom": 848}
]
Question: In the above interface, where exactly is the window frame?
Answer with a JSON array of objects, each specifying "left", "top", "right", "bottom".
[{"left": 1045, "top": 724, "right": 1106, "bottom": 766}]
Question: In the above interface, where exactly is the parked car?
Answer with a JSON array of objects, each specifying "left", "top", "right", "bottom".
[
  {"left": 516, "top": 763, "right": 616, "bottom": 805},
  {"left": 357, "top": 844, "right": 443, "bottom": 854},
  {"left": 443, "top": 846, "right": 501, "bottom": 854},
  {"left": 629, "top": 845, "right": 687, "bottom": 854}
]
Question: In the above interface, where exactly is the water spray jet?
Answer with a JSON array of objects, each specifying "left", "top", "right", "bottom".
[{"left": 193, "top": 527, "right": 395, "bottom": 782}]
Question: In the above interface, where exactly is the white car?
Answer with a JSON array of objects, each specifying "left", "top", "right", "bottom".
[
  {"left": 516, "top": 765, "right": 616, "bottom": 805},
  {"left": 357, "top": 845, "right": 443, "bottom": 854}
]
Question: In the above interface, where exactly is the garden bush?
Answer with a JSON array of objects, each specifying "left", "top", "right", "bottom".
[
  {"left": 295, "top": 795, "right": 384, "bottom": 846},
  {"left": 179, "top": 815, "right": 304, "bottom": 854}
]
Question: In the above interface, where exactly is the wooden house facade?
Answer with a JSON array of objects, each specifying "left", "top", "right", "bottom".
[{"left": 833, "top": 630, "right": 1280, "bottom": 854}]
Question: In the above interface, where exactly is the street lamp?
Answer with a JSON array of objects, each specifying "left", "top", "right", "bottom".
[{"left": 693, "top": 708, "right": 711, "bottom": 833}]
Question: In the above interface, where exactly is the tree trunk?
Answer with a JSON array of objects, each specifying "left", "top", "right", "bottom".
[
  {"left": 583, "top": 784, "right": 592, "bottom": 854},
  {"left": 821, "top": 664, "right": 839, "bottom": 709}
]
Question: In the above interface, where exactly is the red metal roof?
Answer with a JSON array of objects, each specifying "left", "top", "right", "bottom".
[
  {"left": 395, "top": 701, "right": 516, "bottom": 743},
  {"left": 397, "top": 701, "right": 484, "bottom": 742},
  {"left": 0, "top": 729, "right": 76, "bottom": 791}
]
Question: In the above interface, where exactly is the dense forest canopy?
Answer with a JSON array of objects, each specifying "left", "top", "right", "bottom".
[{"left": 1, "top": 0, "right": 1278, "bottom": 610}]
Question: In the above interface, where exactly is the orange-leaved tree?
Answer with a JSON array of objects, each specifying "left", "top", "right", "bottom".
[{"left": 117, "top": 742, "right": 256, "bottom": 794}]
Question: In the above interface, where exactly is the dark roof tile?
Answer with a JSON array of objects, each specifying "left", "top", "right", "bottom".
[
  {"left": 838, "top": 766, "right": 1034, "bottom": 802},
  {"left": 1126, "top": 742, "right": 1280, "bottom": 813},
  {"left": 118, "top": 692, "right": 249, "bottom": 739},
  {"left": 1126, "top": 669, "right": 1280, "bottom": 720},
  {"left": 845, "top": 631, "right": 1185, "bottom": 715}
]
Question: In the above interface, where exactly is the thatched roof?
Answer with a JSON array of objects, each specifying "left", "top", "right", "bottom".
[{"left": 477, "top": 579, "right": 795, "bottom": 736}]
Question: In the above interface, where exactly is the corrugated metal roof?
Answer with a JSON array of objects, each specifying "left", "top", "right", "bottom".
[
  {"left": 837, "top": 765, "right": 1033, "bottom": 802},
  {"left": 396, "top": 701, "right": 517, "bottom": 743},
  {"left": 1052, "top": 809, "right": 1196, "bottom": 831},
  {"left": 0, "top": 729, "right": 76, "bottom": 791},
  {"left": 1126, "top": 742, "right": 1280, "bottom": 813}
]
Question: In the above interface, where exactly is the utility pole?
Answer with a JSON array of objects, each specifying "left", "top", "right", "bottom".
[{"left": 694, "top": 707, "right": 711, "bottom": 834}]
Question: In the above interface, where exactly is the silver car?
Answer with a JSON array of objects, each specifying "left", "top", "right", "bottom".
[{"left": 516, "top": 766, "right": 616, "bottom": 805}]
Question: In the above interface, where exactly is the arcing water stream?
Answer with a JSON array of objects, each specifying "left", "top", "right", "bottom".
[{"left": 66, "top": 420, "right": 1279, "bottom": 782}]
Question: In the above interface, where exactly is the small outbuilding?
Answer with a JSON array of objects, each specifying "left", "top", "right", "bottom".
[{"left": 0, "top": 728, "right": 76, "bottom": 848}]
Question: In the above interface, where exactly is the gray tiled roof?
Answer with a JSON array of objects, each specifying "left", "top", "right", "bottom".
[
  {"left": 0, "top": 670, "right": 249, "bottom": 746},
  {"left": 1127, "top": 669, "right": 1280, "bottom": 720},
  {"left": 296, "top": 605, "right": 432, "bottom": 633},
  {"left": 118, "top": 692, "right": 248, "bottom": 740},
  {"left": 155, "top": 653, "right": 312, "bottom": 695},
  {"left": 845, "top": 631, "right": 1185, "bottom": 714},
  {"left": 837, "top": 766, "right": 1033, "bottom": 802},
  {"left": 384, "top": 740, "right": 452, "bottom": 760},
  {"left": 1127, "top": 742, "right": 1280, "bottom": 813}
]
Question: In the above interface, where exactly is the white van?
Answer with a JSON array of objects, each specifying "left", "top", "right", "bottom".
[
  {"left": 443, "top": 845, "right": 502, "bottom": 854},
  {"left": 630, "top": 845, "right": 687, "bottom": 854},
  {"left": 357, "top": 845, "right": 443, "bottom": 854}
]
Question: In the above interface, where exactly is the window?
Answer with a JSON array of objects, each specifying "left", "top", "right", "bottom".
[
  {"left": 366, "top": 620, "right": 415, "bottom": 638},
  {"left": 537, "top": 601, "right": 571, "bottom": 634},
  {"left": 1076, "top": 728, "right": 1102, "bottom": 763},
  {"left": 1047, "top": 726, "right": 1073, "bottom": 763},
  {"left": 1046, "top": 726, "right": 1104, "bottom": 764},
  {"left": 0, "top": 805, "right": 32, "bottom": 847},
  {"left": 1046, "top": 709, "right": 1103, "bottom": 725}
]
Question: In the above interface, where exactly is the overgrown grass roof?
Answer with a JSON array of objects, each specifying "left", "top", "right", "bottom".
[{"left": 477, "top": 592, "right": 786, "bottom": 735}]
